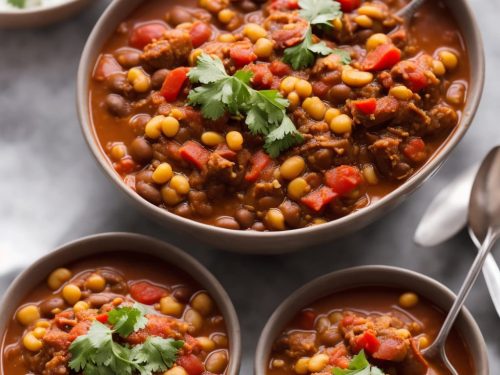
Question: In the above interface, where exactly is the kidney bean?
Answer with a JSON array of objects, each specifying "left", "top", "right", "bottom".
[
  {"left": 329, "top": 84, "right": 352, "bottom": 104},
  {"left": 234, "top": 208, "right": 255, "bottom": 229},
  {"left": 151, "top": 69, "right": 169, "bottom": 89},
  {"left": 129, "top": 114, "right": 151, "bottom": 135},
  {"left": 174, "top": 202, "right": 192, "bottom": 217},
  {"left": 279, "top": 201, "right": 301, "bottom": 228},
  {"left": 88, "top": 294, "right": 113, "bottom": 308},
  {"left": 130, "top": 137, "right": 153, "bottom": 163},
  {"left": 166, "top": 6, "right": 193, "bottom": 26},
  {"left": 251, "top": 221, "right": 266, "bottom": 231},
  {"left": 173, "top": 286, "right": 193, "bottom": 303},
  {"left": 136, "top": 181, "right": 162, "bottom": 205},
  {"left": 106, "top": 94, "right": 131, "bottom": 117},
  {"left": 215, "top": 216, "right": 241, "bottom": 230},
  {"left": 40, "top": 298, "right": 65, "bottom": 318},
  {"left": 114, "top": 48, "right": 141, "bottom": 68}
]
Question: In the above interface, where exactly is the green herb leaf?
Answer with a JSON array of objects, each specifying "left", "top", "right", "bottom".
[
  {"left": 264, "top": 116, "right": 303, "bottom": 158},
  {"left": 332, "top": 350, "right": 385, "bottom": 375},
  {"left": 7, "top": 0, "right": 26, "bottom": 8},
  {"left": 187, "top": 53, "right": 229, "bottom": 84},
  {"left": 298, "top": 0, "right": 342, "bottom": 26},
  {"left": 108, "top": 304, "right": 148, "bottom": 337},
  {"left": 132, "top": 337, "right": 184, "bottom": 373}
]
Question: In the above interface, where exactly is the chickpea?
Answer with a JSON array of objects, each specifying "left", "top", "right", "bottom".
[
  {"left": 145, "top": 115, "right": 164, "bottom": 139},
  {"left": 399, "top": 292, "right": 419, "bottom": 309},
  {"left": 295, "top": 357, "right": 310, "bottom": 375},
  {"left": 32, "top": 327, "right": 47, "bottom": 339},
  {"left": 333, "top": 17, "right": 343, "bottom": 31},
  {"left": 197, "top": 336, "right": 216, "bottom": 351},
  {"left": 218, "top": 9, "right": 235, "bottom": 24},
  {"left": 160, "top": 296, "right": 184, "bottom": 317},
  {"left": 85, "top": 274, "right": 106, "bottom": 292},
  {"left": 17, "top": 305, "right": 40, "bottom": 326},
  {"left": 162, "top": 186, "right": 183, "bottom": 206},
  {"left": 396, "top": 329, "right": 411, "bottom": 339},
  {"left": 341, "top": 69, "right": 373, "bottom": 87},
  {"left": 280, "top": 76, "right": 298, "bottom": 95},
  {"left": 23, "top": 332, "right": 43, "bottom": 352},
  {"left": 432, "top": 60, "right": 446, "bottom": 76},
  {"left": 201, "top": 131, "right": 225, "bottom": 147},
  {"left": 389, "top": 85, "right": 413, "bottom": 101},
  {"left": 164, "top": 367, "right": 189, "bottom": 375},
  {"left": 191, "top": 292, "right": 214, "bottom": 316},
  {"left": 264, "top": 209, "right": 285, "bottom": 231},
  {"left": 329, "top": 311, "right": 343, "bottom": 323},
  {"left": 288, "top": 178, "right": 310, "bottom": 200},
  {"left": 185, "top": 309, "right": 203, "bottom": 334},
  {"left": 47, "top": 268, "right": 72, "bottom": 290},
  {"left": 170, "top": 175, "right": 191, "bottom": 195},
  {"left": 211, "top": 333, "right": 228, "bottom": 348},
  {"left": 243, "top": 23, "right": 267, "bottom": 42},
  {"left": 295, "top": 80, "right": 312, "bottom": 98},
  {"left": 189, "top": 49, "right": 203, "bottom": 66},
  {"left": 302, "top": 96, "right": 326, "bottom": 120},
  {"left": 358, "top": 5, "right": 385, "bottom": 20},
  {"left": 280, "top": 156, "right": 305, "bottom": 180},
  {"left": 35, "top": 320, "right": 50, "bottom": 329},
  {"left": 73, "top": 301, "right": 90, "bottom": 313},
  {"left": 324, "top": 108, "right": 340, "bottom": 124},
  {"left": 62, "top": 284, "right": 82, "bottom": 305},
  {"left": 287, "top": 91, "right": 300, "bottom": 110},
  {"left": 419, "top": 335, "right": 430, "bottom": 349},
  {"left": 205, "top": 350, "right": 228, "bottom": 373},
  {"left": 330, "top": 114, "right": 353, "bottom": 134},
  {"left": 308, "top": 353, "right": 329, "bottom": 372},
  {"left": 366, "top": 33, "right": 390, "bottom": 51},
  {"left": 161, "top": 116, "right": 180, "bottom": 138},
  {"left": 152, "top": 163, "right": 174, "bottom": 184},
  {"left": 354, "top": 15, "right": 373, "bottom": 28},
  {"left": 110, "top": 144, "right": 127, "bottom": 161},
  {"left": 254, "top": 38, "right": 274, "bottom": 59},
  {"left": 226, "top": 131, "right": 244, "bottom": 151},
  {"left": 438, "top": 50, "right": 458, "bottom": 70},
  {"left": 127, "top": 67, "right": 151, "bottom": 93},
  {"left": 362, "top": 164, "right": 379, "bottom": 185},
  {"left": 272, "top": 359, "right": 285, "bottom": 368},
  {"left": 218, "top": 33, "right": 236, "bottom": 43}
]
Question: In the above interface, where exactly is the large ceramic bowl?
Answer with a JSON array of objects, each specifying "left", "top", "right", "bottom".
[
  {"left": 255, "top": 266, "right": 488, "bottom": 375},
  {"left": 0, "top": 0, "right": 93, "bottom": 28},
  {"left": 0, "top": 232, "right": 242, "bottom": 375},
  {"left": 77, "top": 0, "right": 485, "bottom": 254}
]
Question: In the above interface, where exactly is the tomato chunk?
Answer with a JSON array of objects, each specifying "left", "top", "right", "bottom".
[
  {"left": 129, "top": 281, "right": 167, "bottom": 305},
  {"left": 354, "top": 331, "right": 381, "bottom": 354},
  {"left": 354, "top": 98, "right": 377, "bottom": 115},
  {"left": 338, "top": 0, "right": 361, "bottom": 12},
  {"left": 129, "top": 22, "right": 167, "bottom": 50},
  {"left": 160, "top": 67, "right": 190, "bottom": 102},
  {"left": 96, "top": 313, "right": 109, "bottom": 324},
  {"left": 403, "top": 138, "right": 427, "bottom": 162},
  {"left": 301, "top": 187, "right": 337, "bottom": 212},
  {"left": 190, "top": 21, "right": 212, "bottom": 48},
  {"left": 329, "top": 343, "right": 350, "bottom": 369},
  {"left": 177, "top": 354, "right": 204, "bottom": 375},
  {"left": 245, "top": 150, "right": 272, "bottom": 182},
  {"left": 269, "top": 60, "right": 292, "bottom": 76},
  {"left": 230, "top": 47, "right": 257, "bottom": 67},
  {"left": 179, "top": 141, "right": 211, "bottom": 170},
  {"left": 325, "top": 166, "right": 363, "bottom": 195},
  {"left": 362, "top": 44, "right": 402, "bottom": 72}
]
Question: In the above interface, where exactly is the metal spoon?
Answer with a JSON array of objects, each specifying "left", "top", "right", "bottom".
[
  {"left": 422, "top": 146, "right": 500, "bottom": 374},
  {"left": 396, "top": 0, "right": 427, "bottom": 19}
]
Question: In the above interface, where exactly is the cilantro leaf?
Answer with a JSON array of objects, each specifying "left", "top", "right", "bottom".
[
  {"left": 264, "top": 117, "right": 303, "bottom": 158},
  {"left": 187, "top": 53, "right": 228, "bottom": 84},
  {"left": 7, "top": 0, "right": 26, "bottom": 8},
  {"left": 299, "top": 0, "right": 342, "bottom": 26},
  {"left": 108, "top": 305, "right": 148, "bottom": 337},
  {"left": 132, "top": 337, "right": 184, "bottom": 373},
  {"left": 332, "top": 350, "right": 385, "bottom": 375},
  {"left": 284, "top": 28, "right": 336, "bottom": 70}
]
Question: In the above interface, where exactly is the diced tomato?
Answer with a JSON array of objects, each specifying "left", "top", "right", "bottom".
[
  {"left": 296, "top": 309, "right": 317, "bottom": 330},
  {"left": 312, "top": 81, "right": 330, "bottom": 98},
  {"left": 354, "top": 331, "right": 381, "bottom": 354},
  {"left": 373, "top": 337, "right": 407, "bottom": 361},
  {"left": 269, "top": 60, "right": 292, "bottom": 76},
  {"left": 270, "top": 0, "right": 299, "bottom": 11},
  {"left": 301, "top": 187, "right": 337, "bottom": 212},
  {"left": 245, "top": 150, "right": 272, "bottom": 182},
  {"left": 129, "top": 22, "right": 168, "bottom": 50},
  {"left": 95, "top": 313, "right": 109, "bottom": 324},
  {"left": 403, "top": 138, "right": 427, "bottom": 162},
  {"left": 354, "top": 98, "right": 377, "bottom": 115},
  {"left": 329, "top": 343, "right": 350, "bottom": 369},
  {"left": 190, "top": 21, "right": 212, "bottom": 48},
  {"left": 93, "top": 54, "right": 123, "bottom": 81},
  {"left": 177, "top": 354, "right": 204, "bottom": 375},
  {"left": 338, "top": 0, "right": 361, "bottom": 12},
  {"left": 179, "top": 141, "right": 211, "bottom": 170},
  {"left": 160, "top": 67, "right": 190, "bottom": 102},
  {"left": 129, "top": 281, "right": 167, "bottom": 305},
  {"left": 248, "top": 64, "right": 274, "bottom": 89},
  {"left": 362, "top": 44, "right": 402, "bottom": 72},
  {"left": 325, "top": 166, "right": 363, "bottom": 195},
  {"left": 406, "top": 67, "right": 428, "bottom": 92},
  {"left": 230, "top": 47, "right": 257, "bottom": 67},
  {"left": 215, "top": 144, "right": 237, "bottom": 160},
  {"left": 69, "top": 321, "right": 92, "bottom": 341},
  {"left": 114, "top": 158, "right": 136, "bottom": 175}
]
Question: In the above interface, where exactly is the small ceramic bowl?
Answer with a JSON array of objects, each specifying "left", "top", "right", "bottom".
[
  {"left": 255, "top": 266, "right": 488, "bottom": 375},
  {"left": 0, "top": 0, "right": 93, "bottom": 28},
  {"left": 0, "top": 232, "right": 241, "bottom": 374}
]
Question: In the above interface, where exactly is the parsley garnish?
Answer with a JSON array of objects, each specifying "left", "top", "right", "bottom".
[
  {"left": 188, "top": 53, "right": 303, "bottom": 157},
  {"left": 7, "top": 0, "right": 26, "bottom": 8},
  {"left": 69, "top": 306, "right": 184, "bottom": 375},
  {"left": 283, "top": 0, "right": 351, "bottom": 69},
  {"left": 332, "top": 350, "right": 385, "bottom": 375}
]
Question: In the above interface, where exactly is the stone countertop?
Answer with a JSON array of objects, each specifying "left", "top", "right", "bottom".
[{"left": 0, "top": 0, "right": 499, "bottom": 373}]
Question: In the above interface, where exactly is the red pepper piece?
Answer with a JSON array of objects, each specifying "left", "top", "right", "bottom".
[
  {"left": 338, "top": 0, "right": 361, "bottom": 12},
  {"left": 354, "top": 98, "right": 377, "bottom": 115},
  {"left": 403, "top": 138, "right": 427, "bottom": 162},
  {"left": 245, "top": 150, "right": 272, "bottom": 182},
  {"left": 190, "top": 21, "right": 212, "bottom": 48},
  {"left": 129, "top": 281, "right": 167, "bottom": 305},
  {"left": 179, "top": 141, "right": 211, "bottom": 170},
  {"left": 129, "top": 22, "right": 168, "bottom": 50},
  {"left": 96, "top": 313, "right": 109, "bottom": 324},
  {"left": 177, "top": 354, "right": 205, "bottom": 375},
  {"left": 325, "top": 166, "right": 363, "bottom": 195},
  {"left": 230, "top": 47, "right": 257, "bottom": 67},
  {"left": 160, "top": 67, "right": 190, "bottom": 102},
  {"left": 269, "top": 60, "right": 292, "bottom": 76},
  {"left": 354, "top": 331, "right": 381, "bottom": 354},
  {"left": 301, "top": 186, "right": 338, "bottom": 212},
  {"left": 362, "top": 44, "right": 402, "bottom": 72}
]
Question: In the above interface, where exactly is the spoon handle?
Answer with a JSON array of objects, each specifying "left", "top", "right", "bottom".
[
  {"left": 428, "top": 228, "right": 498, "bottom": 354},
  {"left": 396, "top": 0, "right": 426, "bottom": 19}
]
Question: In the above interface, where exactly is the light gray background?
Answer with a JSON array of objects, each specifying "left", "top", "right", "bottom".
[{"left": 0, "top": 0, "right": 499, "bottom": 373}]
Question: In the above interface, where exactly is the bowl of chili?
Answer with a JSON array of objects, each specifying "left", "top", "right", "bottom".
[
  {"left": 77, "top": 0, "right": 484, "bottom": 253},
  {"left": 255, "top": 266, "right": 488, "bottom": 375},
  {"left": 0, "top": 232, "right": 241, "bottom": 375}
]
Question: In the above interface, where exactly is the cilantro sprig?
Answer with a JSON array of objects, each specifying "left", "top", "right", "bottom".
[
  {"left": 283, "top": 0, "right": 351, "bottom": 69},
  {"left": 332, "top": 350, "right": 385, "bottom": 375},
  {"left": 188, "top": 53, "right": 303, "bottom": 157},
  {"left": 7, "top": 0, "right": 26, "bottom": 8},
  {"left": 69, "top": 305, "right": 184, "bottom": 375}
]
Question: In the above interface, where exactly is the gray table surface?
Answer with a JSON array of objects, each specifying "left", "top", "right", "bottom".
[{"left": 1, "top": 0, "right": 499, "bottom": 373}]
